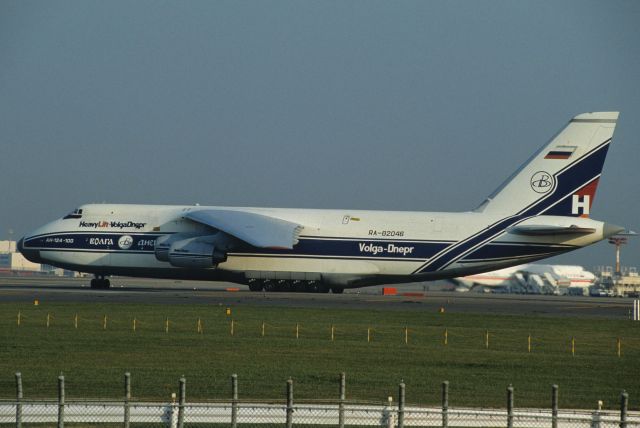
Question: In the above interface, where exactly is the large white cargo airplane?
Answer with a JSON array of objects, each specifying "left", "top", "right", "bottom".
[
  {"left": 455, "top": 263, "right": 597, "bottom": 293},
  {"left": 19, "top": 112, "right": 624, "bottom": 292}
]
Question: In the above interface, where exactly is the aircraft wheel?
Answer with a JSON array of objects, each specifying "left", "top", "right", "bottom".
[
  {"left": 274, "top": 280, "right": 290, "bottom": 292},
  {"left": 318, "top": 283, "right": 330, "bottom": 293},
  {"left": 291, "top": 280, "right": 303, "bottom": 292},
  {"left": 248, "top": 283, "right": 263, "bottom": 292},
  {"left": 303, "top": 281, "right": 319, "bottom": 293},
  {"left": 91, "top": 278, "right": 110, "bottom": 289},
  {"left": 331, "top": 286, "right": 344, "bottom": 294}
]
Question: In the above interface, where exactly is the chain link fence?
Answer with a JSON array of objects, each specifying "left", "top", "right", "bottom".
[
  {"left": 1, "top": 372, "right": 637, "bottom": 428},
  {"left": 1, "top": 401, "right": 639, "bottom": 427}
]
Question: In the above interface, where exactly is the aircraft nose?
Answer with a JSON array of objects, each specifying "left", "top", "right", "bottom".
[{"left": 17, "top": 236, "right": 42, "bottom": 263}]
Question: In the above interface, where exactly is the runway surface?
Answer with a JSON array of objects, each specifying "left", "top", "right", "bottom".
[{"left": 0, "top": 276, "right": 634, "bottom": 319}]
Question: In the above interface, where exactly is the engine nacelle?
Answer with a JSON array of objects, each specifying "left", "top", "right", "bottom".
[
  {"left": 167, "top": 236, "right": 227, "bottom": 269},
  {"left": 154, "top": 233, "right": 200, "bottom": 262}
]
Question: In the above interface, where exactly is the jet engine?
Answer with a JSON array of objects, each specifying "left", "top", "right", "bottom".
[
  {"left": 154, "top": 233, "right": 201, "bottom": 262},
  {"left": 155, "top": 233, "right": 229, "bottom": 269}
]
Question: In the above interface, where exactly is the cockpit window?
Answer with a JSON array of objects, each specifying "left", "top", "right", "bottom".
[{"left": 63, "top": 208, "right": 83, "bottom": 219}]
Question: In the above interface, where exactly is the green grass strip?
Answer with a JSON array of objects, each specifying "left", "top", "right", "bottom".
[{"left": 1, "top": 302, "right": 638, "bottom": 409}]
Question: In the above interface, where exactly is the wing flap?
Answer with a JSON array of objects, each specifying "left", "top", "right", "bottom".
[
  {"left": 185, "top": 209, "right": 302, "bottom": 249},
  {"left": 508, "top": 225, "right": 596, "bottom": 236}
]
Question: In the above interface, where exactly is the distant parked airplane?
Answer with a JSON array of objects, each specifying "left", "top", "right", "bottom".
[
  {"left": 19, "top": 112, "right": 623, "bottom": 292},
  {"left": 454, "top": 263, "right": 597, "bottom": 294}
]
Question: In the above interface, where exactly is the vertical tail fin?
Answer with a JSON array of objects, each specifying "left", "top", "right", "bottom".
[{"left": 477, "top": 112, "right": 619, "bottom": 217}]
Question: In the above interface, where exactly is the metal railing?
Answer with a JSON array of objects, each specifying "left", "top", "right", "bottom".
[
  {"left": 2, "top": 400, "right": 639, "bottom": 427},
  {"left": 2, "top": 372, "right": 637, "bottom": 428}
]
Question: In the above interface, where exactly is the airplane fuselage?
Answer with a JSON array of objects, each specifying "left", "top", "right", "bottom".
[
  {"left": 18, "top": 112, "right": 623, "bottom": 291},
  {"left": 20, "top": 203, "right": 610, "bottom": 288}
]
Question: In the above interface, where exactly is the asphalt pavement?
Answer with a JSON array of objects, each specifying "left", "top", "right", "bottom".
[{"left": 0, "top": 276, "right": 634, "bottom": 319}]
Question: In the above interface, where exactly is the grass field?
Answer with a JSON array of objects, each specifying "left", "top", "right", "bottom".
[{"left": 0, "top": 301, "right": 638, "bottom": 410}]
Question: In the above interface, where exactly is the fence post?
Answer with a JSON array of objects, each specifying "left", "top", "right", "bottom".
[
  {"left": 124, "top": 372, "right": 131, "bottom": 428},
  {"left": 592, "top": 400, "right": 603, "bottom": 428},
  {"left": 620, "top": 390, "right": 628, "bottom": 428},
  {"left": 398, "top": 382, "right": 405, "bottom": 428},
  {"left": 385, "top": 396, "right": 394, "bottom": 428},
  {"left": 286, "top": 378, "right": 294, "bottom": 428},
  {"left": 15, "top": 372, "right": 22, "bottom": 428},
  {"left": 551, "top": 384, "right": 558, "bottom": 428},
  {"left": 442, "top": 381, "right": 449, "bottom": 428},
  {"left": 177, "top": 377, "right": 186, "bottom": 428},
  {"left": 507, "top": 384, "right": 514, "bottom": 428},
  {"left": 58, "top": 375, "right": 65, "bottom": 428},
  {"left": 339, "top": 372, "right": 346, "bottom": 428},
  {"left": 231, "top": 374, "right": 238, "bottom": 428}
]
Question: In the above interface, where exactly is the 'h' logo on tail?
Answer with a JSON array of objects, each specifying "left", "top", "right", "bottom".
[{"left": 572, "top": 194, "right": 590, "bottom": 216}]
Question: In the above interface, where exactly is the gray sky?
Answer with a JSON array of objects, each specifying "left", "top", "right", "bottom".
[{"left": 1, "top": 1, "right": 639, "bottom": 271}]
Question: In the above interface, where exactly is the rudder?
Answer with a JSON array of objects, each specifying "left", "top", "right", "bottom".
[{"left": 476, "top": 112, "right": 619, "bottom": 218}]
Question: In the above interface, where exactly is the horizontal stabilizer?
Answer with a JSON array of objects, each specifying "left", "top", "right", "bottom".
[
  {"left": 185, "top": 209, "right": 303, "bottom": 249},
  {"left": 508, "top": 225, "right": 596, "bottom": 236}
]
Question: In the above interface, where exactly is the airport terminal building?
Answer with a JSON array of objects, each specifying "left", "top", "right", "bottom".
[{"left": 0, "top": 240, "right": 78, "bottom": 276}]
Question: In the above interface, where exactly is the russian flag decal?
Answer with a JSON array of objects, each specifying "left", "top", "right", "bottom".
[{"left": 545, "top": 145, "right": 576, "bottom": 160}]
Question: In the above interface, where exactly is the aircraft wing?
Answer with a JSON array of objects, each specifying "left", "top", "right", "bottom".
[
  {"left": 507, "top": 225, "right": 596, "bottom": 236},
  {"left": 185, "top": 209, "right": 303, "bottom": 249}
]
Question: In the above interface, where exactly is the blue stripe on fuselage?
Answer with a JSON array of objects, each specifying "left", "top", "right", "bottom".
[
  {"left": 24, "top": 233, "right": 162, "bottom": 252},
  {"left": 25, "top": 232, "right": 575, "bottom": 266},
  {"left": 460, "top": 242, "right": 576, "bottom": 261}
]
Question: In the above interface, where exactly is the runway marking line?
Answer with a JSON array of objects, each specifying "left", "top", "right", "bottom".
[
  {"left": 563, "top": 304, "right": 631, "bottom": 310},
  {"left": 364, "top": 297, "right": 425, "bottom": 303}
]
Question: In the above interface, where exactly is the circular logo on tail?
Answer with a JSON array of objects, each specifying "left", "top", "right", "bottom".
[{"left": 530, "top": 171, "right": 554, "bottom": 194}]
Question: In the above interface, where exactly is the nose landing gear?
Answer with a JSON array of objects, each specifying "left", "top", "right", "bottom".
[{"left": 90, "top": 276, "right": 111, "bottom": 289}]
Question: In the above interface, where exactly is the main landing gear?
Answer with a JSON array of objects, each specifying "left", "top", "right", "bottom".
[
  {"left": 90, "top": 276, "right": 110, "bottom": 289},
  {"left": 247, "top": 279, "right": 344, "bottom": 294}
]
